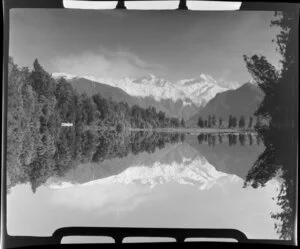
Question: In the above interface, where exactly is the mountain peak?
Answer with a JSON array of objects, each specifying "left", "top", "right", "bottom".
[
  {"left": 133, "top": 73, "right": 170, "bottom": 87},
  {"left": 146, "top": 72, "right": 157, "bottom": 80},
  {"left": 52, "top": 72, "right": 240, "bottom": 107},
  {"left": 199, "top": 73, "right": 216, "bottom": 84},
  {"left": 52, "top": 72, "right": 77, "bottom": 80}
]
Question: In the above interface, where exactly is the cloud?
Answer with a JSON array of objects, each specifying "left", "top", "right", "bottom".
[{"left": 51, "top": 46, "right": 162, "bottom": 79}]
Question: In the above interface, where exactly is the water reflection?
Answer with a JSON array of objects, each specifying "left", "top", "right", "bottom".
[
  {"left": 197, "top": 133, "right": 258, "bottom": 147},
  {"left": 6, "top": 126, "right": 288, "bottom": 241},
  {"left": 9, "top": 130, "right": 267, "bottom": 194},
  {"left": 243, "top": 128, "right": 296, "bottom": 241},
  {"left": 7, "top": 132, "right": 282, "bottom": 240},
  {"left": 45, "top": 133, "right": 263, "bottom": 188},
  {"left": 7, "top": 128, "right": 184, "bottom": 193},
  {"left": 194, "top": 129, "right": 297, "bottom": 242}
]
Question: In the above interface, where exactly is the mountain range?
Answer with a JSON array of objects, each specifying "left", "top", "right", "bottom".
[
  {"left": 52, "top": 73, "right": 240, "bottom": 120},
  {"left": 52, "top": 73, "right": 262, "bottom": 122}
]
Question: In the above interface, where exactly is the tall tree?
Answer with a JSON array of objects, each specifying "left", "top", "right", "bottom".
[
  {"left": 208, "top": 115, "right": 212, "bottom": 128},
  {"left": 180, "top": 118, "right": 185, "bottom": 127},
  {"left": 212, "top": 115, "right": 216, "bottom": 127},
  {"left": 31, "top": 59, "right": 56, "bottom": 99},
  {"left": 219, "top": 117, "right": 223, "bottom": 128},
  {"left": 231, "top": 116, "right": 237, "bottom": 128},
  {"left": 198, "top": 117, "right": 204, "bottom": 128},
  {"left": 228, "top": 115, "right": 233, "bottom": 128},
  {"left": 248, "top": 116, "right": 253, "bottom": 129},
  {"left": 239, "top": 116, "right": 246, "bottom": 128}
]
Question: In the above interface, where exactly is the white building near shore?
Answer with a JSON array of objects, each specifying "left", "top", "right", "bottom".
[{"left": 61, "top": 123, "right": 73, "bottom": 127}]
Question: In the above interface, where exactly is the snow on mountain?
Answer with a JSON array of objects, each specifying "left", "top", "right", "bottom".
[
  {"left": 47, "top": 155, "right": 242, "bottom": 191},
  {"left": 52, "top": 72, "right": 77, "bottom": 81},
  {"left": 105, "top": 73, "right": 236, "bottom": 107},
  {"left": 52, "top": 72, "right": 240, "bottom": 107}
]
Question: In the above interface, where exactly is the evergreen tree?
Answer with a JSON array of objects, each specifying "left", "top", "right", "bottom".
[
  {"left": 31, "top": 59, "right": 56, "bottom": 99},
  {"left": 198, "top": 117, "right": 204, "bottom": 128},
  {"left": 212, "top": 115, "right": 216, "bottom": 127},
  {"left": 219, "top": 117, "right": 223, "bottom": 128},
  {"left": 231, "top": 116, "right": 237, "bottom": 128},
  {"left": 239, "top": 116, "right": 246, "bottom": 128},
  {"left": 208, "top": 115, "right": 212, "bottom": 128},
  {"left": 248, "top": 116, "right": 253, "bottom": 129},
  {"left": 180, "top": 118, "right": 185, "bottom": 127},
  {"left": 228, "top": 115, "right": 233, "bottom": 128}
]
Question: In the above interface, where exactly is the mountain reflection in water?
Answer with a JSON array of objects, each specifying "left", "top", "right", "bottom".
[
  {"left": 7, "top": 132, "right": 283, "bottom": 240},
  {"left": 47, "top": 133, "right": 263, "bottom": 189}
]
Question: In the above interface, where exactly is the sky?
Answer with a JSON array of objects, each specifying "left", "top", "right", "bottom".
[{"left": 10, "top": 9, "right": 281, "bottom": 84}]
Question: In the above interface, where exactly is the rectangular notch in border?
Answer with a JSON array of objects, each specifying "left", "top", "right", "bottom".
[{"left": 63, "top": 1, "right": 242, "bottom": 10}]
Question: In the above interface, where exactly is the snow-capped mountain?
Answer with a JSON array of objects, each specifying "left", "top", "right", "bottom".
[
  {"left": 47, "top": 155, "right": 241, "bottom": 191},
  {"left": 52, "top": 72, "right": 76, "bottom": 81},
  {"left": 52, "top": 72, "right": 240, "bottom": 107}
]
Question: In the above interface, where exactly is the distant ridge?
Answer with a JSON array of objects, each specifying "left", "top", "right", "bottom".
[
  {"left": 52, "top": 72, "right": 240, "bottom": 120},
  {"left": 187, "top": 82, "right": 264, "bottom": 127}
]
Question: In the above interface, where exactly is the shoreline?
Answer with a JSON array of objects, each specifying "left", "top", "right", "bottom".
[
  {"left": 128, "top": 127, "right": 256, "bottom": 134},
  {"left": 82, "top": 125, "right": 257, "bottom": 135}
]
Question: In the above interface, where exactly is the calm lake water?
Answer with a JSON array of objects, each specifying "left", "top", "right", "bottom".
[{"left": 7, "top": 132, "right": 282, "bottom": 240}]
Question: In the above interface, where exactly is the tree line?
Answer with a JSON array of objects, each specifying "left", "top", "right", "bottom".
[
  {"left": 6, "top": 57, "right": 185, "bottom": 193},
  {"left": 197, "top": 114, "right": 256, "bottom": 129}
]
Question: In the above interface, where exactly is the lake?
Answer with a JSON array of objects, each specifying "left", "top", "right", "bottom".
[{"left": 7, "top": 131, "right": 284, "bottom": 241}]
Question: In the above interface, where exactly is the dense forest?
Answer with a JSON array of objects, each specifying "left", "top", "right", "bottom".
[
  {"left": 6, "top": 57, "right": 185, "bottom": 193},
  {"left": 8, "top": 57, "right": 185, "bottom": 132},
  {"left": 243, "top": 11, "right": 298, "bottom": 241}
]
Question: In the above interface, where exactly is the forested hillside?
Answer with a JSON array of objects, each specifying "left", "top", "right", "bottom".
[
  {"left": 6, "top": 58, "right": 184, "bottom": 192},
  {"left": 188, "top": 83, "right": 263, "bottom": 127},
  {"left": 64, "top": 77, "right": 199, "bottom": 120}
]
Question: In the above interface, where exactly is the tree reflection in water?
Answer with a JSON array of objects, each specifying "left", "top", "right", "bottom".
[
  {"left": 197, "top": 133, "right": 256, "bottom": 147},
  {"left": 7, "top": 129, "right": 184, "bottom": 194},
  {"left": 195, "top": 127, "right": 296, "bottom": 241},
  {"left": 243, "top": 129, "right": 296, "bottom": 241}
]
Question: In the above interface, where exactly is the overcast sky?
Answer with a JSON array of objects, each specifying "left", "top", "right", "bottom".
[{"left": 10, "top": 9, "right": 281, "bottom": 84}]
